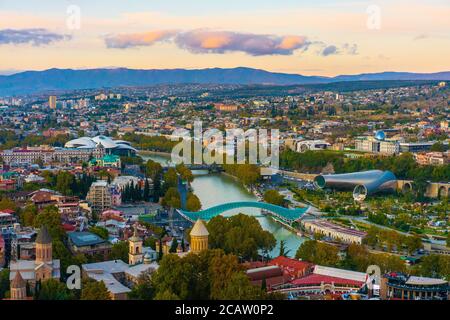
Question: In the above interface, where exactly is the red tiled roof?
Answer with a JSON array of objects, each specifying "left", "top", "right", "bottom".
[
  {"left": 31, "top": 191, "right": 54, "bottom": 203},
  {"left": 247, "top": 266, "right": 283, "bottom": 281},
  {"left": 0, "top": 209, "right": 15, "bottom": 214},
  {"left": 252, "top": 275, "right": 291, "bottom": 289},
  {"left": 291, "top": 274, "right": 364, "bottom": 287},
  {"left": 269, "top": 256, "right": 313, "bottom": 271},
  {"left": 62, "top": 223, "right": 77, "bottom": 232}
]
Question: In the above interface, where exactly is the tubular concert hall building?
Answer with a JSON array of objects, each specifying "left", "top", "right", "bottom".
[
  {"left": 314, "top": 170, "right": 397, "bottom": 201},
  {"left": 65, "top": 136, "right": 137, "bottom": 156}
]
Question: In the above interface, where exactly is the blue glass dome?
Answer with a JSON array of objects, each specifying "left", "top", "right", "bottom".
[{"left": 375, "top": 130, "right": 386, "bottom": 141}]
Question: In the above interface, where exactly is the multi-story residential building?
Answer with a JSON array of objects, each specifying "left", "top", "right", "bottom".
[
  {"left": 48, "top": 96, "right": 57, "bottom": 109},
  {"left": 0, "top": 147, "right": 54, "bottom": 166},
  {"left": 0, "top": 209, "right": 16, "bottom": 227},
  {"left": 0, "top": 146, "right": 105, "bottom": 166},
  {"left": 415, "top": 152, "right": 449, "bottom": 166},
  {"left": 86, "top": 181, "right": 112, "bottom": 213},
  {"left": 53, "top": 147, "right": 105, "bottom": 164}
]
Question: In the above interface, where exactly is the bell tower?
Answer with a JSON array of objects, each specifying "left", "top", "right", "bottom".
[
  {"left": 35, "top": 225, "right": 52, "bottom": 264},
  {"left": 128, "top": 225, "right": 143, "bottom": 265}
]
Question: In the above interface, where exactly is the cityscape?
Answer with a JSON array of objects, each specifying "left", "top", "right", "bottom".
[{"left": 0, "top": 0, "right": 449, "bottom": 308}]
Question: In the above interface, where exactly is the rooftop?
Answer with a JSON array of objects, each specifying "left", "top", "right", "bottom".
[
  {"left": 190, "top": 219, "right": 209, "bottom": 237},
  {"left": 68, "top": 232, "right": 106, "bottom": 247},
  {"left": 291, "top": 273, "right": 364, "bottom": 287},
  {"left": 35, "top": 225, "right": 52, "bottom": 244},
  {"left": 313, "top": 265, "right": 367, "bottom": 283}
]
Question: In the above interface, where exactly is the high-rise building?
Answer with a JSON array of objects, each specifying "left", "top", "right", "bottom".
[
  {"left": 49, "top": 96, "right": 57, "bottom": 109},
  {"left": 86, "top": 181, "right": 112, "bottom": 213}
]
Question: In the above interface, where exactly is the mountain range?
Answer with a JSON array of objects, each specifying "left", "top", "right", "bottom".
[{"left": 0, "top": 67, "right": 449, "bottom": 96}]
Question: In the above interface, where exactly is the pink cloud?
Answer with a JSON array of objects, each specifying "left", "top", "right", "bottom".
[
  {"left": 174, "top": 30, "right": 310, "bottom": 56},
  {"left": 105, "top": 30, "right": 177, "bottom": 48}
]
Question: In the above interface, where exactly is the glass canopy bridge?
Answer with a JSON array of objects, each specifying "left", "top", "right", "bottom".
[{"left": 177, "top": 201, "right": 310, "bottom": 225}]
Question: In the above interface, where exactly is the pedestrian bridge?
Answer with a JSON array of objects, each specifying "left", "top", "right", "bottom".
[{"left": 177, "top": 201, "right": 310, "bottom": 225}]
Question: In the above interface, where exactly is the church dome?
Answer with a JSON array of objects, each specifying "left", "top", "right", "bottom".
[
  {"left": 11, "top": 271, "right": 26, "bottom": 289},
  {"left": 374, "top": 130, "right": 386, "bottom": 141},
  {"left": 190, "top": 219, "right": 209, "bottom": 237}
]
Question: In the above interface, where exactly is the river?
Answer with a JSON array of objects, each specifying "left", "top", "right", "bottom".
[{"left": 141, "top": 153, "right": 305, "bottom": 257}]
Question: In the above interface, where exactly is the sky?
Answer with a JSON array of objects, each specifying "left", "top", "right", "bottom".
[{"left": 0, "top": 0, "right": 449, "bottom": 76}]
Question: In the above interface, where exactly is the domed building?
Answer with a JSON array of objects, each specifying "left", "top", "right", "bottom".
[
  {"left": 65, "top": 135, "right": 137, "bottom": 156},
  {"left": 374, "top": 130, "right": 386, "bottom": 141},
  {"left": 10, "top": 271, "right": 27, "bottom": 300},
  {"left": 190, "top": 219, "right": 209, "bottom": 254}
]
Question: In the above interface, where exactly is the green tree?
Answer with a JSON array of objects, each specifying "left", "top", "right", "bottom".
[
  {"left": 109, "top": 241, "right": 129, "bottom": 262},
  {"left": 163, "top": 168, "right": 178, "bottom": 191},
  {"left": 169, "top": 238, "right": 179, "bottom": 253},
  {"left": 37, "top": 279, "right": 73, "bottom": 300},
  {"left": 263, "top": 189, "right": 285, "bottom": 206},
  {"left": 55, "top": 171, "right": 76, "bottom": 196},
  {"left": 154, "top": 289, "right": 181, "bottom": 300},
  {"left": 404, "top": 235, "right": 423, "bottom": 255},
  {"left": 89, "top": 226, "right": 109, "bottom": 240},
  {"left": 0, "top": 198, "right": 17, "bottom": 212},
  {"left": 152, "top": 249, "right": 266, "bottom": 300},
  {"left": 186, "top": 193, "right": 202, "bottom": 212},
  {"left": 143, "top": 178, "right": 151, "bottom": 201},
  {"left": 278, "top": 240, "right": 290, "bottom": 257},
  {"left": 414, "top": 255, "right": 450, "bottom": 279},
  {"left": 176, "top": 164, "right": 194, "bottom": 183},
  {"left": 430, "top": 142, "right": 445, "bottom": 152},
  {"left": 216, "top": 272, "right": 264, "bottom": 300},
  {"left": 34, "top": 206, "right": 64, "bottom": 240},
  {"left": 207, "top": 214, "right": 276, "bottom": 261},
  {"left": 295, "top": 240, "right": 340, "bottom": 267},
  {"left": 19, "top": 204, "right": 38, "bottom": 227},
  {"left": 0, "top": 269, "right": 10, "bottom": 299},
  {"left": 80, "top": 279, "right": 111, "bottom": 300},
  {"left": 162, "top": 187, "right": 181, "bottom": 209},
  {"left": 145, "top": 159, "right": 163, "bottom": 180},
  {"left": 128, "top": 271, "right": 155, "bottom": 300}
]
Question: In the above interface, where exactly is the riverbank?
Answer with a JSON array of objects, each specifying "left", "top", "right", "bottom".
[{"left": 139, "top": 150, "right": 172, "bottom": 157}]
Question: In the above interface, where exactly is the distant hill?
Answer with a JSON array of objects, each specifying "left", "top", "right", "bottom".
[
  {"left": 0, "top": 67, "right": 449, "bottom": 96},
  {"left": 333, "top": 71, "right": 450, "bottom": 81}
]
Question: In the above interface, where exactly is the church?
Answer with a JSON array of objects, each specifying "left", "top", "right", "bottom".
[
  {"left": 9, "top": 225, "right": 61, "bottom": 298},
  {"left": 81, "top": 225, "right": 159, "bottom": 300},
  {"left": 8, "top": 220, "right": 209, "bottom": 300}
]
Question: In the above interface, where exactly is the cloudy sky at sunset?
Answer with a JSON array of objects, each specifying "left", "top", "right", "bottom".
[{"left": 0, "top": 0, "right": 449, "bottom": 76}]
